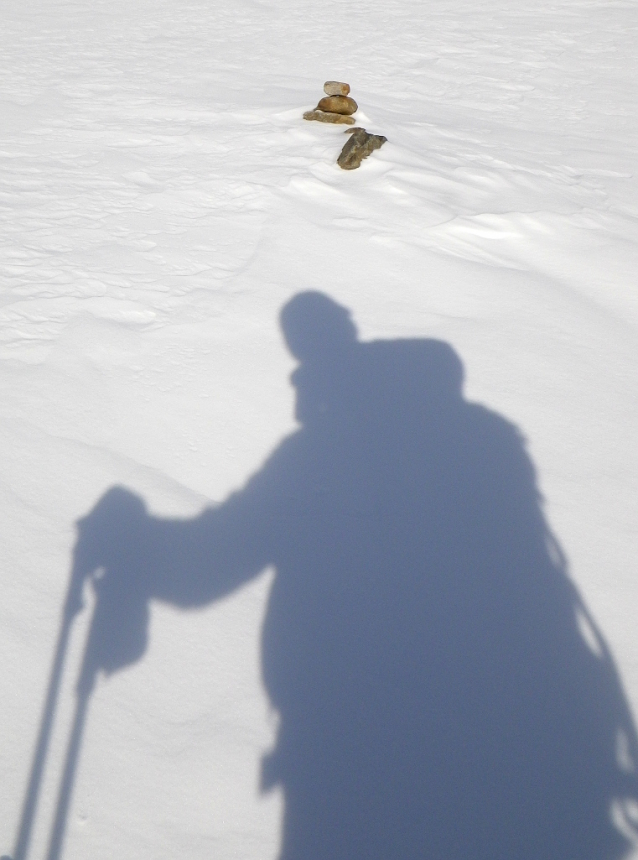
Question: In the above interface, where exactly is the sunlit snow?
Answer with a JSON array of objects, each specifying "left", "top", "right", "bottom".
[{"left": 1, "top": 0, "right": 637, "bottom": 858}]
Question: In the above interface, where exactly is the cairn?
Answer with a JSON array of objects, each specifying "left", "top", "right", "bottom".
[
  {"left": 304, "top": 81, "right": 358, "bottom": 125},
  {"left": 303, "top": 82, "right": 387, "bottom": 169}
]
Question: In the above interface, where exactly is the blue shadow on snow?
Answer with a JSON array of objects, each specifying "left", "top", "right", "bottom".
[{"left": 19, "top": 291, "right": 638, "bottom": 860}]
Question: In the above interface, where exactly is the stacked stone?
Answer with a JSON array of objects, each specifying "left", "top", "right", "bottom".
[{"left": 304, "top": 81, "right": 358, "bottom": 125}]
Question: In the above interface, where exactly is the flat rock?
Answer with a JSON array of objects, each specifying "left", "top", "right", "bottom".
[
  {"left": 323, "top": 81, "right": 350, "bottom": 96},
  {"left": 303, "top": 110, "right": 355, "bottom": 125},
  {"left": 317, "top": 95, "right": 358, "bottom": 115},
  {"left": 337, "top": 127, "right": 387, "bottom": 170}
]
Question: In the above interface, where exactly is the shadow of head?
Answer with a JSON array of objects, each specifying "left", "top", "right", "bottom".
[
  {"left": 280, "top": 291, "right": 357, "bottom": 364},
  {"left": 280, "top": 291, "right": 464, "bottom": 425}
]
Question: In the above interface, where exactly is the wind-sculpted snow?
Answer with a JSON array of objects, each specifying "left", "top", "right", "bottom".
[{"left": 1, "top": 0, "right": 637, "bottom": 858}]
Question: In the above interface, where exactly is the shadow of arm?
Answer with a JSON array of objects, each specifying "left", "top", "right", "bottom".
[{"left": 144, "top": 487, "right": 276, "bottom": 608}]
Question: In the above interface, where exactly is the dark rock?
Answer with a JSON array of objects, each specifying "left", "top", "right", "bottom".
[
  {"left": 303, "top": 110, "right": 355, "bottom": 125},
  {"left": 317, "top": 95, "right": 358, "bottom": 115},
  {"left": 337, "top": 128, "right": 387, "bottom": 170}
]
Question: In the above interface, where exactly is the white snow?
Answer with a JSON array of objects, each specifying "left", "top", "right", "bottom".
[{"left": 1, "top": 0, "right": 637, "bottom": 857}]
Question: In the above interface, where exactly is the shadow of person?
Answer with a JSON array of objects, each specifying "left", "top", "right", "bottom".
[{"left": 52, "top": 292, "right": 638, "bottom": 859}]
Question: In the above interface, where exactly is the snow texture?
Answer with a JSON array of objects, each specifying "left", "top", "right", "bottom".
[{"left": 1, "top": 0, "right": 637, "bottom": 858}]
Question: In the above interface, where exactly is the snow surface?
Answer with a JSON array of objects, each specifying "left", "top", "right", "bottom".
[{"left": 1, "top": 0, "right": 637, "bottom": 857}]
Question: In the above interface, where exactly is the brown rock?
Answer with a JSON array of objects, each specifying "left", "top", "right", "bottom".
[
  {"left": 337, "top": 127, "right": 387, "bottom": 170},
  {"left": 303, "top": 110, "right": 355, "bottom": 125},
  {"left": 323, "top": 81, "right": 350, "bottom": 97},
  {"left": 317, "top": 95, "right": 358, "bottom": 116}
]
